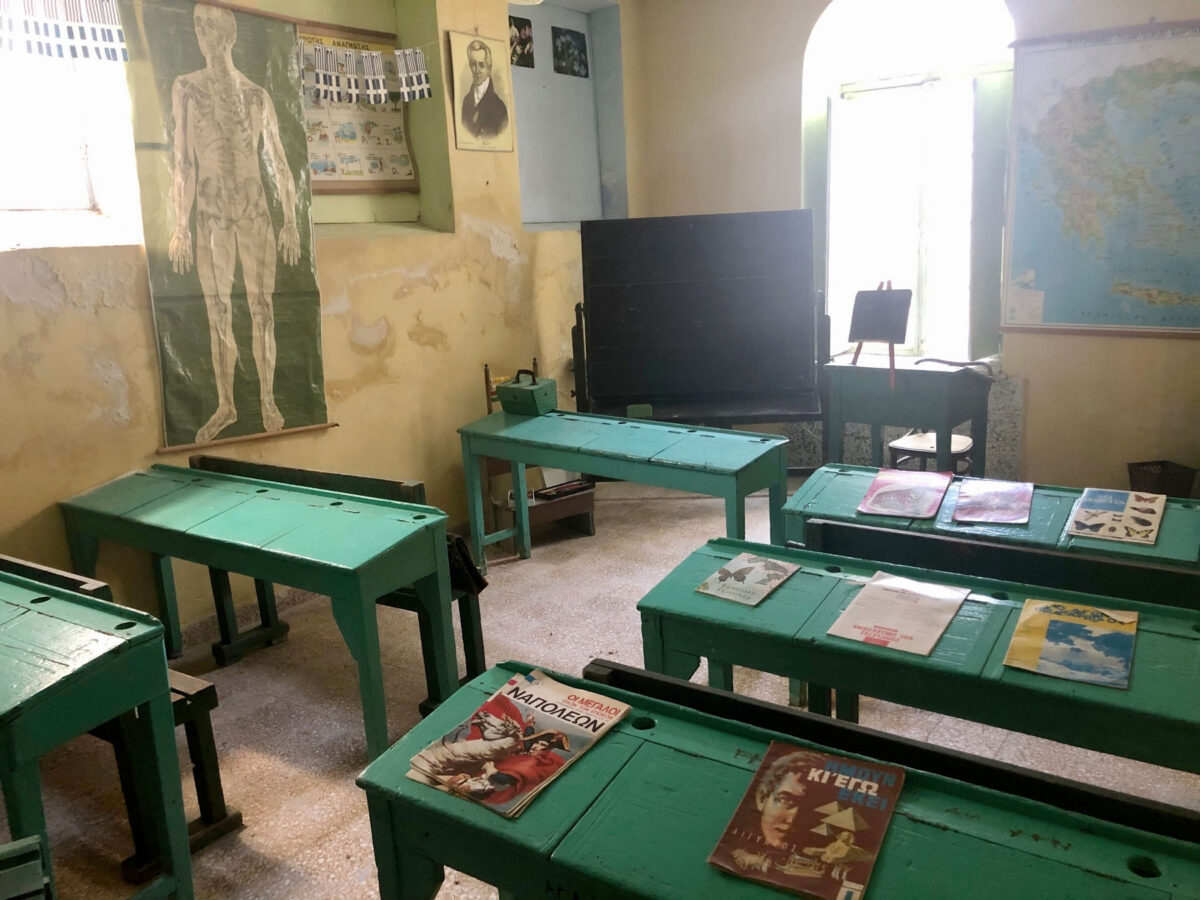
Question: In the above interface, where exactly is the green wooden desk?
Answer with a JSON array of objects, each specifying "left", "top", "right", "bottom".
[
  {"left": 785, "top": 464, "right": 1200, "bottom": 605},
  {"left": 357, "top": 660, "right": 1199, "bottom": 900},
  {"left": 459, "top": 411, "right": 789, "bottom": 573},
  {"left": 0, "top": 569, "right": 192, "bottom": 897},
  {"left": 638, "top": 538, "right": 1200, "bottom": 774},
  {"left": 825, "top": 359, "right": 993, "bottom": 473},
  {"left": 59, "top": 464, "right": 456, "bottom": 759}
]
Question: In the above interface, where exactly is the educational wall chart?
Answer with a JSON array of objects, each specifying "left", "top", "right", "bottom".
[
  {"left": 120, "top": 0, "right": 327, "bottom": 447},
  {"left": 1004, "top": 22, "right": 1200, "bottom": 334},
  {"left": 298, "top": 27, "right": 418, "bottom": 191}
]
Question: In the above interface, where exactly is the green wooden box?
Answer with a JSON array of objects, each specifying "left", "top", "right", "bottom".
[{"left": 496, "top": 370, "right": 557, "bottom": 416}]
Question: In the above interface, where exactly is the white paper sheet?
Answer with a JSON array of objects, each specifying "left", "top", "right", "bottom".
[{"left": 826, "top": 572, "right": 970, "bottom": 656}]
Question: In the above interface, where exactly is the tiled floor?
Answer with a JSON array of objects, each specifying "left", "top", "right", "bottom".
[{"left": 12, "top": 482, "right": 1200, "bottom": 898}]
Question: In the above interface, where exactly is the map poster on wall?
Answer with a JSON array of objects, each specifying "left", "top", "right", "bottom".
[
  {"left": 298, "top": 25, "right": 418, "bottom": 193},
  {"left": 120, "top": 0, "right": 327, "bottom": 448},
  {"left": 1004, "top": 21, "right": 1200, "bottom": 335}
]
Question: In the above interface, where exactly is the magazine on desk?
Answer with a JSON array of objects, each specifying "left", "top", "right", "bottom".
[
  {"left": 408, "top": 669, "right": 629, "bottom": 817},
  {"left": 709, "top": 740, "right": 905, "bottom": 899},
  {"left": 826, "top": 572, "right": 970, "bottom": 656},
  {"left": 696, "top": 552, "right": 801, "bottom": 606},
  {"left": 856, "top": 469, "right": 952, "bottom": 519},
  {"left": 1067, "top": 488, "right": 1166, "bottom": 544},
  {"left": 1003, "top": 599, "right": 1137, "bottom": 689},
  {"left": 952, "top": 478, "right": 1034, "bottom": 524}
]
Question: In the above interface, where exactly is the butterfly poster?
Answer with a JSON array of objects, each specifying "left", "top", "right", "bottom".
[
  {"left": 1003, "top": 599, "right": 1137, "bottom": 689},
  {"left": 696, "top": 553, "right": 801, "bottom": 606},
  {"left": 1067, "top": 488, "right": 1166, "bottom": 544}
]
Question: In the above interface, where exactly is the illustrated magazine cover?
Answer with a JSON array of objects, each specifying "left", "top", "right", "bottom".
[
  {"left": 709, "top": 741, "right": 905, "bottom": 899},
  {"left": 409, "top": 669, "right": 629, "bottom": 817}
]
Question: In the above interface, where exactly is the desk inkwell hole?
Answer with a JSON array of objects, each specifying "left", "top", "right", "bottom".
[
  {"left": 256, "top": 488, "right": 268, "bottom": 494},
  {"left": 991, "top": 591, "right": 1009, "bottom": 600},
  {"left": 631, "top": 716, "right": 656, "bottom": 730},
  {"left": 1126, "top": 856, "right": 1161, "bottom": 879},
  {"left": 413, "top": 514, "right": 427, "bottom": 520},
  {"left": 116, "top": 621, "right": 136, "bottom": 630},
  {"left": 30, "top": 596, "right": 49, "bottom": 604},
  {"left": 825, "top": 565, "right": 841, "bottom": 573},
  {"left": 330, "top": 501, "right": 343, "bottom": 507}
]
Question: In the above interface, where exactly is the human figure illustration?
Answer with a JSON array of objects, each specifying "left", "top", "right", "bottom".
[
  {"left": 169, "top": 4, "right": 300, "bottom": 443},
  {"left": 461, "top": 39, "right": 508, "bottom": 138}
]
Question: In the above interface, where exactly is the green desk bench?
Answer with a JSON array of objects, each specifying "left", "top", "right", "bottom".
[
  {"left": 357, "top": 660, "right": 1199, "bottom": 900},
  {"left": 459, "top": 410, "right": 789, "bottom": 573},
  {"left": 785, "top": 464, "right": 1200, "bottom": 605},
  {"left": 0, "top": 567, "right": 192, "bottom": 897},
  {"left": 59, "top": 464, "right": 457, "bottom": 759},
  {"left": 638, "top": 538, "right": 1200, "bottom": 774}
]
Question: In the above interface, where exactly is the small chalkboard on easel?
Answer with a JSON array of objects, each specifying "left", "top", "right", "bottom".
[{"left": 848, "top": 282, "right": 912, "bottom": 387}]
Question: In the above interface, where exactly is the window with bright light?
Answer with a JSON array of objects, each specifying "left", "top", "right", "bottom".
[
  {"left": 828, "top": 77, "right": 974, "bottom": 358},
  {"left": 0, "top": 50, "right": 141, "bottom": 250}
]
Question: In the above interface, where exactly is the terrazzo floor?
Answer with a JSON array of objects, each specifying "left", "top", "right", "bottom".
[{"left": 12, "top": 480, "right": 1200, "bottom": 898}]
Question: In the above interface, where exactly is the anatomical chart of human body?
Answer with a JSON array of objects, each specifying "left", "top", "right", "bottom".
[{"left": 120, "top": 0, "right": 327, "bottom": 447}]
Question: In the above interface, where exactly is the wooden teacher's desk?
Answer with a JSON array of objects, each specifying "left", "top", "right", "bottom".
[
  {"left": 638, "top": 538, "right": 1200, "bottom": 774},
  {"left": 0, "top": 567, "right": 192, "bottom": 897},
  {"left": 459, "top": 410, "right": 790, "bottom": 573},
  {"left": 825, "top": 358, "right": 993, "bottom": 473},
  {"left": 358, "top": 660, "right": 1199, "bottom": 900},
  {"left": 785, "top": 464, "right": 1200, "bottom": 605},
  {"left": 59, "top": 464, "right": 457, "bottom": 759}
]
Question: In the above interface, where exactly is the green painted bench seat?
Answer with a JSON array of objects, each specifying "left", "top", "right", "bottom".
[
  {"left": 459, "top": 410, "right": 789, "bottom": 573},
  {"left": 59, "top": 464, "right": 456, "bottom": 759},
  {"left": 0, "top": 567, "right": 192, "bottom": 897},
  {"left": 784, "top": 464, "right": 1200, "bottom": 605},
  {"left": 638, "top": 538, "right": 1200, "bottom": 774},
  {"left": 357, "top": 661, "right": 1199, "bottom": 899}
]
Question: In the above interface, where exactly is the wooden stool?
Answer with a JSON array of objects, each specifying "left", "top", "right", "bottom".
[{"left": 91, "top": 670, "right": 243, "bottom": 884}]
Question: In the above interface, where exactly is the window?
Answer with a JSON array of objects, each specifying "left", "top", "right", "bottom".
[{"left": 0, "top": 43, "right": 141, "bottom": 250}]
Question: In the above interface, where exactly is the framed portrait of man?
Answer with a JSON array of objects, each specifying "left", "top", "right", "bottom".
[{"left": 448, "top": 31, "right": 514, "bottom": 151}]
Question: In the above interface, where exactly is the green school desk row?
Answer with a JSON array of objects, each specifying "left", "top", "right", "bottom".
[
  {"left": 357, "top": 660, "right": 1200, "bottom": 900},
  {"left": 59, "top": 463, "right": 457, "bottom": 760},
  {"left": 785, "top": 464, "right": 1200, "bottom": 606},
  {"left": 638, "top": 538, "right": 1200, "bottom": 774},
  {"left": 0, "top": 566, "right": 193, "bottom": 898},
  {"left": 458, "top": 410, "right": 790, "bottom": 574}
]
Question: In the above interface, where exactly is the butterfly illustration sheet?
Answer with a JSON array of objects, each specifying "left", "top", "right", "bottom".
[
  {"left": 1068, "top": 487, "right": 1165, "bottom": 545},
  {"left": 697, "top": 552, "right": 802, "bottom": 606}
]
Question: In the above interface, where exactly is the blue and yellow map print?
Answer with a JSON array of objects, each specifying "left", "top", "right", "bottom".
[{"left": 1005, "top": 26, "right": 1200, "bottom": 332}]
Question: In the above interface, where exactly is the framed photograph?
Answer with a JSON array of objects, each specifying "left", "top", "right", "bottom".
[
  {"left": 509, "top": 16, "right": 533, "bottom": 68},
  {"left": 448, "top": 31, "right": 513, "bottom": 151},
  {"left": 552, "top": 26, "right": 588, "bottom": 78}
]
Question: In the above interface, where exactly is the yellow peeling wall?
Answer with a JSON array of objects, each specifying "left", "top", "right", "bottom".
[
  {"left": 3, "top": 0, "right": 1198, "bottom": 632},
  {"left": 0, "top": 0, "right": 586, "bottom": 625}
]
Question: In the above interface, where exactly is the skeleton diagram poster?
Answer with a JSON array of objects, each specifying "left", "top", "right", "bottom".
[{"left": 120, "top": 0, "right": 327, "bottom": 447}]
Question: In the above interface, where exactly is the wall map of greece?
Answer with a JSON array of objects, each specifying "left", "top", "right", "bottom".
[
  {"left": 1004, "top": 24, "right": 1200, "bottom": 333},
  {"left": 121, "top": 0, "right": 327, "bottom": 446}
]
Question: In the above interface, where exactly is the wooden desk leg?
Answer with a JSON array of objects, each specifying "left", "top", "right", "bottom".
[
  {"left": 640, "top": 615, "right": 701, "bottom": 681},
  {"left": 0, "top": 761, "right": 54, "bottom": 896},
  {"left": 808, "top": 685, "right": 833, "bottom": 716},
  {"left": 869, "top": 424, "right": 884, "bottom": 467},
  {"left": 137, "top": 691, "right": 195, "bottom": 899},
  {"left": 461, "top": 440, "right": 488, "bottom": 575},
  {"left": 331, "top": 593, "right": 390, "bottom": 759},
  {"left": 723, "top": 489, "right": 747, "bottom": 540},
  {"left": 367, "top": 795, "right": 443, "bottom": 900},
  {"left": 971, "top": 416, "right": 988, "bottom": 477},
  {"left": 512, "top": 462, "right": 532, "bottom": 560},
  {"left": 707, "top": 660, "right": 734, "bottom": 692},
  {"left": 64, "top": 527, "right": 100, "bottom": 579},
  {"left": 412, "top": 540, "right": 461, "bottom": 714},
  {"left": 150, "top": 553, "right": 184, "bottom": 660},
  {"left": 935, "top": 429, "right": 952, "bottom": 473},
  {"left": 769, "top": 455, "right": 787, "bottom": 545},
  {"left": 835, "top": 690, "right": 860, "bottom": 723}
]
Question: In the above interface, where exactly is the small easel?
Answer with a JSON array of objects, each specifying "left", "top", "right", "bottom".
[{"left": 848, "top": 281, "right": 912, "bottom": 389}]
